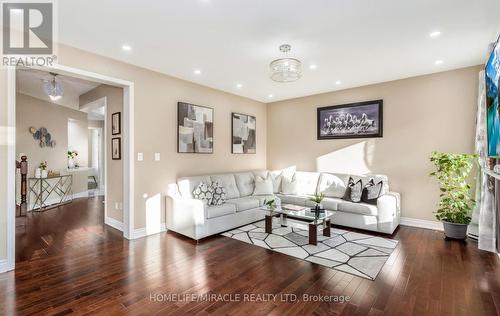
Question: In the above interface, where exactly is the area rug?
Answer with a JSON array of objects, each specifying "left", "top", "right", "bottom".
[{"left": 221, "top": 219, "right": 398, "bottom": 280}]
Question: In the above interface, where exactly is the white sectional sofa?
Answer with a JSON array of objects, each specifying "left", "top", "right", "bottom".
[{"left": 166, "top": 170, "right": 401, "bottom": 240}]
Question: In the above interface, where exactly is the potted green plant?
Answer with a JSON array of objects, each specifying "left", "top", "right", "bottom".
[
  {"left": 429, "top": 151, "right": 477, "bottom": 239},
  {"left": 263, "top": 198, "right": 276, "bottom": 212},
  {"left": 309, "top": 193, "right": 325, "bottom": 217}
]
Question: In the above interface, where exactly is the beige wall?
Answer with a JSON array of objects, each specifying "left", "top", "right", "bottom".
[
  {"left": 267, "top": 66, "right": 481, "bottom": 222},
  {"left": 80, "top": 85, "right": 124, "bottom": 222},
  {"left": 0, "top": 44, "right": 479, "bottom": 263},
  {"left": 58, "top": 44, "right": 268, "bottom": 229},
  {"left": 16, "top": 93, "right": 88, "bottom": 175}
]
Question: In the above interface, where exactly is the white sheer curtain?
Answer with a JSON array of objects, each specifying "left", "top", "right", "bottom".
[{"left": 470, "top": 70, "right": 497, "bottom": 252}]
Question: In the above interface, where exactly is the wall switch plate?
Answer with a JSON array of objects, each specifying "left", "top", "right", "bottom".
[
  {"left": 115, "top": 202, "right": 119, "bottom": 210},
  {"left": 154, "top": 152, "right": 160, "bottom": 161},
  {"left": 137, "top": 152, "right": 143, "bottom": 161}
]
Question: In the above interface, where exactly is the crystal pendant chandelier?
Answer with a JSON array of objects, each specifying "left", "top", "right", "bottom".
[
  {"left": 269, "top": 44, "right": 302, "bottom": 82},
  {"left": 43, "top": 72, "right": 64, "bottom": 101}
]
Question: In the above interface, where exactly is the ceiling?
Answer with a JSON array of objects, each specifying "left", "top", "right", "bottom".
[
  {"left": 58, "top": 0, "right": 500, "bottom": 102},
  {"left": 16, "top": 69, "right": 100, "bottom": 110}
]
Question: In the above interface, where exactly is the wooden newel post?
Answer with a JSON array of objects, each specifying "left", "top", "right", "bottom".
[{"left": 16, "top": 155, "right": 28, "bottom": 216}]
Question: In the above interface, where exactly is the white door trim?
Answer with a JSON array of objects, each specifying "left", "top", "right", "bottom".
[{"left": 5, "top": 63, "right": 135, "bottom": 273}]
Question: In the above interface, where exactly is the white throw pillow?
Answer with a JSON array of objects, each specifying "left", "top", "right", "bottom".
[
  {"left": 318, "top": 173, "right": 347, "bottom": 198},
  {"left": 268, "top": 171, "right": 282, "bottom": 193},
  {"left": 253, "top": 176, "right": 274, "bottom": 195},
  {"left": 281, "top": 177, "right": 298, "bottom": 195}
]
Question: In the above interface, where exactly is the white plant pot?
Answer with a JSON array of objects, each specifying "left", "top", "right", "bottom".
[
  {"left": 35, "top": 168, "right": 41, "bottom": 178},
  {"left": 41, "top": 169, "right": 48, "bottom": 178},
  {"left": 68, "top": 158, "right": 75, "bottom": 169}
]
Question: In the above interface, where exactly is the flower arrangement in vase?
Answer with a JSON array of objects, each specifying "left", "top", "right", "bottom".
[
  {"left": 67, "top": 150, "right": 78, "bottom": 169},
  {"left": 39, "top": 161, "right": 48, "bottom": 178},
  {"left": 309, "top": 193, "right": 325, "bottom": 218}
]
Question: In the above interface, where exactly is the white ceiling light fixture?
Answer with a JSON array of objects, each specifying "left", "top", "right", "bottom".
[
  {"left": 309, "top": 64, "right": 317, "bottom": 70},
  {"left": 435, "top": 59, "right": 443, "bottom": 65},
  {"left": 270, "top": 44, "right": 302, "bottom": 82},
  {"left": 335, "top": 80, "right": 342, "bottom": 85},
  {"left": 236, "top": 83, "right": 243, "bottom": 89},
  {"left": 268, "top": 94, "right": 273, "bottom": 99},
  {"left": 194, "top": 69, "right": 202, "bottom": 75},
  {"left": 429, "top": 30, "right": 441, "bottom": 38},
  {"left": 122, "top": 44, "right": 132, "bottom": 51},
  {"left": 43, "top": 72, "right": 64, "bottom": 101}
]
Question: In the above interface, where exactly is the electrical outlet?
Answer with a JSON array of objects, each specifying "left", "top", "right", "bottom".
[
  {"left": 155, "top": 152, "right": 160, "bottom": 161},
  {"left": 137, "top": 152, "right": 143, "bottom": 161}
]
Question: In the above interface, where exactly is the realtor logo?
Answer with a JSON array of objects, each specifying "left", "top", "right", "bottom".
[{"left": 2, "top": 2, "right": 53, "bottom": 55}]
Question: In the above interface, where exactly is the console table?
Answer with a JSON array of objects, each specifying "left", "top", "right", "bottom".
[{"left": 28, "top": 175, "right": 73, "bottom": 211}]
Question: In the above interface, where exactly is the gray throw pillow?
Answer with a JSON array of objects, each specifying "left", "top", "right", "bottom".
[
  {"left": 210, "top": 181, "right": 226, "bottom": 205},
  {"left": 193, "top": 182, "right": 213, "bottom": 205},
  {"left": 361, "top": 179, "right": 383, "bottom": 205},
  {"left": 343, "top": 177, "right": 363, "bottom": 203}
]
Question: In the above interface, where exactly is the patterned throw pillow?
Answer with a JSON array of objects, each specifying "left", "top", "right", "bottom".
[
  {"left": 343, "top": 177, "right": 363, "bottom": 203},
  {"left": 210, "top": 181, "right": 226, "bottom": 205},
  {"left": 193, "top": 182, "right": 213, "bottom": 205},
  {"left": 361, "top": 179, "right": 383, "bottom": 205}
]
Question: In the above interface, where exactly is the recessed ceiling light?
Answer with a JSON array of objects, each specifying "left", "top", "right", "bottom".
[
  {"left": 122, "top": 45, "right": 132, "bottom": 51},
  {"left": 335, "top": 80, "right": 342, "bottom": 85},
  {"left": 268, "top": 94, "right": 273, "bottom": 99},
  {"left": 435, "top": 60, "right": 443, "bottom": 65},
  {"left": 194, "top": 69, "right": 202, "bottom": 75},
  {"left": 429, "top": 31, "right": 441, "bottom": 38},
  {"left": 236, "top": 83, "right": 243, "bottom": 89},
  {"left": 309, "top": 64, "right": 317, "bottom": 70}
]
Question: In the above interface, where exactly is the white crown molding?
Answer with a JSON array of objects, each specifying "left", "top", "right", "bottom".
[{"left": 400, "top": 217, "right": 443, "bottom": 231}]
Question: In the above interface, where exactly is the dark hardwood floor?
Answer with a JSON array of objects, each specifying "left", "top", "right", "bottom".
[{"left": 1, "top": 197, "right": 499, "bottom": 315}]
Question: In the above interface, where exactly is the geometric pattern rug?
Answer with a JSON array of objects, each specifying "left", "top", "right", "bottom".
[{"left": 222, "top": 219, "right": 398, "bottom": 280}]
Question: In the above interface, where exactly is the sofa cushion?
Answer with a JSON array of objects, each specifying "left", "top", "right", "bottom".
[
  {"left": 318, "top": 173, "right": 347, "bottom": 198},
  {"left": 281, "top": 177, "right": 298, "bottom": 195},
  {"left": 206, "top": 203, "right": 237, "bottom": 219},
  {"left": 178, "top": 175, "right": 212, "bottom": 198},
  {"left": 252, "top": 170, "right": 269, "bottom": 179},
  {"left": 234, "top": 172, "right": 255, "bottom": 197},
  {"left": 276, "top": 194, "right": 312, "bottom": 206},
  {"left": 321, "top": 197, "right": 342, "bottom": 211},
  {"left": 294, "top": 171, "right": 321, "bottom": 196},
  {"left": 253, "top": 176, "right": 273, "bottom": 195},
  {"left": 269, "top": 170, "right": 283, "bottom": 193},
  {"left": 210, "top": 174, "right": 240, "bottom": 199},
  {"left": 226, "top": 197, "right": 260, "bottom": 212},
  {"left": 338, "top": 201, "right": 378, "bottom": 216}
]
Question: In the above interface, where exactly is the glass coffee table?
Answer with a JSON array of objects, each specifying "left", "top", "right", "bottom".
[{"left": 261, "top": 206, "right": 335, "bottom": 245}]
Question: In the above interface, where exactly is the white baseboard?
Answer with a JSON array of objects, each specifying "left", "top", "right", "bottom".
[
  {"left": 105, "top": 216, "right": 124, "bottom": 231},
  {"left": 132, "top": 223, "right": 167, "bottom": 239},
  {"left": 0, "top": 259, "right": 13, "bottom": 274},
  {"left": 400, "top": 217, "right": 443, "bottom": 231}
]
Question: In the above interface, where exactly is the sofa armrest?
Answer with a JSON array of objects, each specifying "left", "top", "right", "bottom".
[
  {"left": 376, "top": 191, "right": 401, "bottom": 234},
  {"left": 166, "top": 184, "right": 206, "bottom": 239}
]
